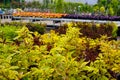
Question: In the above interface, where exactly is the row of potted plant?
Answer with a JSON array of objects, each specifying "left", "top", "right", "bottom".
[
  {"left": 13, "top": 12, "right": 120, "bottom": 21},
  {"left": 13, "top": 12, "right": 67, "bottom": 18},
  {"left": 63, "top": 14, "right": 120, "bottom": 21}
]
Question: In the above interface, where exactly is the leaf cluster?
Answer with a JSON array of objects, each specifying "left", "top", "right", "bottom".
[
  {"left": 56, "top": 22, "right": 117, "bottom": 39},
  {"left": 0, "top": 25, "right": 119, "bottom": 80}
]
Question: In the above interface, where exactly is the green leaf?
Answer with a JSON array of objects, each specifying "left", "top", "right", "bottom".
[
  {"left": 80, "top": 62, "right": 89, "bottom": 68},
  {"left": 70, "top": 77, "right": 76, "bottom": 80},
  {"left": 9, "top": 66, "right": 19, "bottom": 70},
  {"left": 82, "top": 66, "right": 95, "bottom": 72}
]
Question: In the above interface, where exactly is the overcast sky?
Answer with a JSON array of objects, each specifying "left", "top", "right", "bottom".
[
  {"left": 25, "top": 0, "right": 98, "bottom": 5},
  {"left": 67, "top": 0, "right": 98, "bottom": 5}
]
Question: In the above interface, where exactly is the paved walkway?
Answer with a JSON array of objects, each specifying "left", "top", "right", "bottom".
[{"left": 0, "top": 19, "right": 66, "bottom": 26}]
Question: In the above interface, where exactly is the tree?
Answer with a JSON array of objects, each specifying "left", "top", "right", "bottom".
[
  {"left": 43, "top": 0, "right": 49, "bottom": 8},
  {"left": 108, "top": 7, "right": 114, "bottom": 16},
  {"left": 110, "top": 0, "right": 119, "bottom": 15},
  {"left": 55, "top": 0, "right": 64, "bottom": 13},
  {"left": 93, "top": 5, "right": 99, "bottom": 13},
  {"left": 100, "top": 6, "right": 105, "bottom": 14}
]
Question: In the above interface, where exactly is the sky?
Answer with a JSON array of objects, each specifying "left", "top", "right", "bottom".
[
  {"left": 25, "top": 0, "right": 98, "bottom": 5},
  {"left": 67, "top": 0, "right": 98, "bottom": 5}
]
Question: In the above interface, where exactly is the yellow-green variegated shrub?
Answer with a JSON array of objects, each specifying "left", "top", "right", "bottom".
[{"left": 0, "top": 25, "right": 119, "bottom": 80}]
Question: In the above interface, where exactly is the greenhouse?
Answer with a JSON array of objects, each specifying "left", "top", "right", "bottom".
[{"left": 0, "top": 0, "right": 120, "bottom": 80}]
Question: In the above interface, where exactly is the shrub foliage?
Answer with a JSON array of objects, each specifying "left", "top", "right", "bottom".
[{"left": 0, "top": 23, "right": 119, "bottom": 80}]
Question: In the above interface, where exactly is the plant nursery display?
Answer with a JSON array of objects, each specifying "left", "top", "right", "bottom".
[
  {"left": 13, "top": 12, "right": 67, "bottom": 18},
  {"left": 13, "top": 12, "right": 120, "bottom": 21},
  {"left": 63, "top": 14, "right": 120, "bottom": 21},
  {"left": 0, "top": 22, "right": 46, "bottom": 41},
  {"left": 11, "top": 0, "right": 120, "bottom": 21},
  {"left": 56, "top": 22, "right": 118, "bottom": 39},
  {"left": 0, "top": 21, "right": 120, "bottom": 80},
  {"left": 0, "top": 0, "right": 120, "bottom": 79}
]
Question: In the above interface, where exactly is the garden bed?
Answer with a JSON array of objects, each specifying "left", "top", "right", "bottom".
[
  {"left": 13, "top": 12, "right": 120, "bottom": 21},
  {"left": 0, "top": 22, "right": 120, "bottom": 80}
]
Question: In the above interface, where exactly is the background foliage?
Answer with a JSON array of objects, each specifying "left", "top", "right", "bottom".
[{"left": 0, "top": 0, "right": 120, "bottom": 16}]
